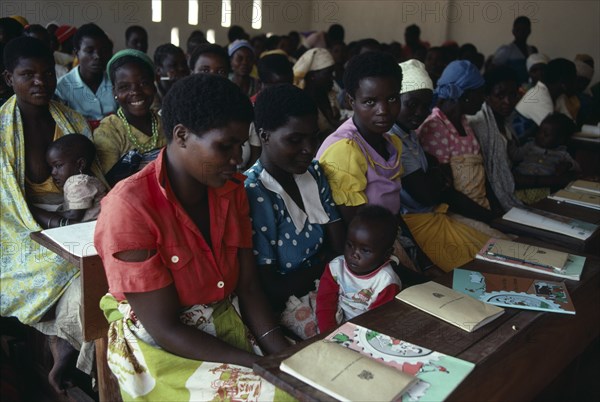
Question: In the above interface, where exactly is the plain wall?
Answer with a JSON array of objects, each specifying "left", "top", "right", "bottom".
[
  {"left": 310, "top": 0, "right": 599, "bottom": 82},
  {"left": 0, "top": 0, "right": 313, "bottom": 53},
  {"left": 3, "top": 0, "right": 598, "bottom": 82}
]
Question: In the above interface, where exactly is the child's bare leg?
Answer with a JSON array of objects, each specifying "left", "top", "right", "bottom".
[{"left": 48, "top": 335, "right": 77, "bottom": 394}]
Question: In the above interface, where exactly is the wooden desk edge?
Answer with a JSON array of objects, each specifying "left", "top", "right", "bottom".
[
  {"left": 254, "top": 257, "right": 600, "bottom": 401},
  {"left": 30, "top": 231, "right": 109, "bottom": 342}
]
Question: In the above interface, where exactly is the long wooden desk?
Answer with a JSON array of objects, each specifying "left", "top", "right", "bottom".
[
  {"left": 492, "top": 199, "right": 600, "bottom": 255},
  {"left": 30, "top": 231, "right": 121, "bottom": 402},
  {"left": 254, "top": 240, "right": 600, "bottom": 401}
]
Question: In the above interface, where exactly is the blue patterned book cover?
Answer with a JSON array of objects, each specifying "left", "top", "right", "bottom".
[
  {"left": 452, "top": 269, "right": 575, "bottom": 315},
  {"left": 325, "top": 322, "right": 475, "bottom": 401}
]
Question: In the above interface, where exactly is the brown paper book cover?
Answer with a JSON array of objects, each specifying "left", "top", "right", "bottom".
[
  {"left": 569, "top": 180, "right": 600, "bottom": 195},
  {"left": 280, "top": 340, "right": 417, "bottom": 401},
  {"left": 487, "top": 239, "right": 569, "bottom": 270},
  {"left": 476, "top": 239, "right": 585, "bottom": 281},
  {"left": 549, "top": 189, "right": 600, "bottom": 210},
  {"left": 396, "top": 281, "right": 504, "bottom": 332}
]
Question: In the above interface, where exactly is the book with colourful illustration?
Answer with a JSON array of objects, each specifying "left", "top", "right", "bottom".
[
  {"left": 452, "top": 269, "right": 575, "bottom": 315},
  {"left": 475, "top": 239, "right": 586, "bottom": 281},
  {"left": 324, "top": 322, "right": 475, "bottom": 402}
]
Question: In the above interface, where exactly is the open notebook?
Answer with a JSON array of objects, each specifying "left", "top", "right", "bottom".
[{"left": 40, "top": 221, "right": 97, "bottom": 258}]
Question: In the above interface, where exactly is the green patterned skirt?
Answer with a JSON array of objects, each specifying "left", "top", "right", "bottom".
[{"left": 100, "top": 294, "right": 294, "bottom": 401}]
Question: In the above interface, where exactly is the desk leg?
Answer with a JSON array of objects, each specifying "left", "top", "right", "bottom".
[{"left": 95, "top": 337, "right": 122, "bottom": 402}]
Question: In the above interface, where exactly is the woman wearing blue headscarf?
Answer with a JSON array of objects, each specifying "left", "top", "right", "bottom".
[{"left": 417, "top": 60, "right": 500, "bottom": 212}]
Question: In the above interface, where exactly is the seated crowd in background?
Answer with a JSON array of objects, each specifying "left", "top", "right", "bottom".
[{"left": 1, "top": 13, "right": 599, "bottom": 401}]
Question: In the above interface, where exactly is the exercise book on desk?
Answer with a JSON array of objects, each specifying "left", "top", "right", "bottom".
[
  {"left": 569, "top": 180, "right": 600, "bottom": 195},
  {"left": 453, "top": 269, "right": 575, "bottom": 315},
  {"left": 548, "top": 189, "right": 600, "bottom": 211},
  {"left": 475, "top": 239, "right": 586, "bottom": 281},
  {"left": 280, "top": 338, "right": 417, "bottom": 402},
  {"left": 502, "top": 207, "right": 598, "bottom": 240},
  {"left": 396, "top": 281, "right": 504, "bottom": 332},
  {"left": 322, "top": 322, "right": 475, "bottom": 402},
  {"left": 40, "top": 220, "right": 97, "bottom": 257}
]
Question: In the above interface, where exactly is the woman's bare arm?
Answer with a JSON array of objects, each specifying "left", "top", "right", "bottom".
[
  {"left": 236, "top": 248, "right": 289, "bottom": 354},
  {"left": 120, "top": 250, "right": 259, "bottom": 368}
]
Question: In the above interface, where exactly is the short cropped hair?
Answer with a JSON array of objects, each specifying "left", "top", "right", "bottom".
[
  {"left": 153, "top": 43, "right": 185, "bottom": 68},
  {"left": 483, "top": 66, "right": 518, "bottom": 95},
  {"left": 257, "top": 54, "right": 293, "bottom": 83},
  {"left": 161, "top": 74, "right": 253, "bottom": 142},
  {"left": 188, "top": 43, "right": 229, "bottom": 71},
  {"left": 228, "top": 25, "right": 247, "bottom": 43},
  {"left": 352, "top": 205, "right": 398, "bottom": 250},
  {"left": 541, "top": 112, "right": 577, "bottom": 140},
  {"left": 47, "top": 134, "right": 97, "bottom": 169},
  {"left": 72, "top": 23, "right": 110, "bottom": 50},
  {"left": 3, "top": 36, "right": 54, "bottom": 72},
  {"left": 514, "top": 16, "right": 531, "bottom": 27},
  {"left": 545, "top": 58, "right": 576, "bottom": 85},
  {"left": 343, "top": 51, "right": 403, "bottom": 98},
  {"left": 125, "top": 25, "right": 147, "bottom": 40},
  {"left": 254, "top": 84, "right": 317, "bottom": 132},
  {"left": 23, "top": 24, "right": 49, "bottom": 38},
  {"left": 0, "top": 17, "right": 24, "bottom": 43},
  {"left": 328, "top": 24, "right": 345, "bottom": 44},
  {"left": 186, "top": 30, "right": 207, "bottom": 54}
]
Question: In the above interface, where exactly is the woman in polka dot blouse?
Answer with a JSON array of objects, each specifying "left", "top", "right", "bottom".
[{"left": 245, "top": 84, "right": 345, "bottom": 339}]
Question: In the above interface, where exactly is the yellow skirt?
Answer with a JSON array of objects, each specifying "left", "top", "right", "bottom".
[{"left": 404, "top": 204, "right": 490, "bottom": 272}]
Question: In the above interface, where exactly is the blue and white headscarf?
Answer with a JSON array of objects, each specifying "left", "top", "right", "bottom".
[{"left": 435, "top": 60, "right": 484, "bottom": 100}]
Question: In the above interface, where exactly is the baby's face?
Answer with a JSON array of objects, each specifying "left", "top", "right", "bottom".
[
  {"left": 344, "top": 221, "right": 390, "bottom": 275},
  {"left": 46, "top": 148, "right": 80, "bottom": 188},
  {"left": 535, "top": 122, "right": 564, "bottom": 149}
]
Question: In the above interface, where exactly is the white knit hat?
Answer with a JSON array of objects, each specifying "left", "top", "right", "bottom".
[
  {"left": 399, "top": 59, "right": 433, "bottom": 94},
  {"left": 526, "top": 53, "right": 549, "bottom": 72}
]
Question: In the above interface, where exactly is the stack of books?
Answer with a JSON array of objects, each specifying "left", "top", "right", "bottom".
[
  {"left": 475, "top": 239, "right": 586, "bottom": 281},
  {"left": 548, "top": 180, "right": 600, "bottom": 210}
]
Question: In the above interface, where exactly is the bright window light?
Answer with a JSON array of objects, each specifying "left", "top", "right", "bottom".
[
  {"left": 188, "top": 0, "right": 199, "bottom": 25},
  {"left": 207, "top": 29, "right": 216, "bottom": 44},
  {"left": 171, "top": 27, "right": 180, "bottom": 47},
  {"left": 252, "top": 0, "right": 262, "bottom": 30},
  {"left": 221, "top": 0, "right": 231, "bottom": 28},
  {"left": 152, "top": 0, "right": 162, "bottom": 22}
]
